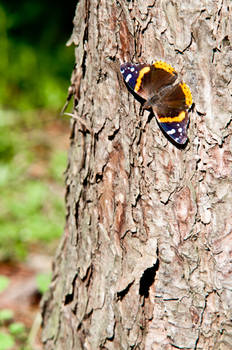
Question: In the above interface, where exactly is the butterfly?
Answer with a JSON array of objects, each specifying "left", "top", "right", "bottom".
[{"left": 120, "top": 60, "right": 192, "bottom": 145}]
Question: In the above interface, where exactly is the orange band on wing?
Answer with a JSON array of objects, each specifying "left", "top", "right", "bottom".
[
  {"left": 153, "top": 61, "right": 176, "bottom": 75},
  {"left": 134, "top": 67, "right": 150, "bottom": 92},
  {"left": 180, "top": 82, "right": 192, "bottom": 106},
  {"left": 159, "top": 111, "right": 186, "bottom": 123}
]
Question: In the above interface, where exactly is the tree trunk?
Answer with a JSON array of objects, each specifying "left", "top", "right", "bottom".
[{"left": 41, "top": 1, "right": 232, "bottom": 349}]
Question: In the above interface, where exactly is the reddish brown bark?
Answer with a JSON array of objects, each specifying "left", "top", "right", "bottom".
[{"left": 42, "top": 1, "right": 232, "bottom": 349}]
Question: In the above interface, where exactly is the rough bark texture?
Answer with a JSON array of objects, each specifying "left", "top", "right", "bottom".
[{"left": 42, "top": 1, "right": 232, "bottom": 349}]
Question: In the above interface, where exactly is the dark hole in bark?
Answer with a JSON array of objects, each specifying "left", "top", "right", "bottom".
[
  {"left": 96, "top": 173, "right": 103, "bottom": 182},
  {"left": 139, "top": 259, "right": 159, "bottom": 298},
  {"left": 64, "top": 293, "right": 74, "bottom": 305},
  {"left": 81, "top": 49, "right": 87, "bottom": 78},
  {"left": 108, "top": 128, "right": 119, "bottom": 140},
  {"left": 223, "top": 35, "right": 230, "bottom": 47},
  {"left": 81, "top": 27, "right": 88, "bottom": 78},
  {"left": 64, "top": 274, "right": 78, "bottom": 305},
  {"left": 83, "top": 176, "right": 88, "bottom": 187}
]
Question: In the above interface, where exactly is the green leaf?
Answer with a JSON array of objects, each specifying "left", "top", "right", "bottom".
[
  {"left": 0, "top": 331, "right": 15, "bottom": 350},
  {"left": 36, "top": 273, "right": 51, "bottom": 294},
  {"left": 0, "top": 275, "right": 9, "bottom": 293},
  {"left": 9, "top": 322, "right": 26, "bottom": 336},
  {"left": 0, "top": 309, "right": 14, "bottom": 322}
]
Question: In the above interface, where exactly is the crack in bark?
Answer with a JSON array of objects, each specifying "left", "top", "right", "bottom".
[
  {"left": 170, "top": 343, "right": 192, "bottom": 349},
  {"left": 175, "top": 32, "right": 193, "bottom": 54},
  {"left": 225, "top": 115, "right": 232, "bottom": 130},
  {"left": 108, "top": 127, "right": 120, "bottom": 141},
  {"left": 117, "top": 281, "right": 134, "bottom": 301},
  {"left": 211, "top": 47, "right": 221, "bottom": 63},
  {"left": 194, "top": 291, "right": 214, "bottom": 350}
]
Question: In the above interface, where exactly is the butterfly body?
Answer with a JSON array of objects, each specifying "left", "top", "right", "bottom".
[{"left": 120, "top": 61, "right": 192, "bottom": 145}]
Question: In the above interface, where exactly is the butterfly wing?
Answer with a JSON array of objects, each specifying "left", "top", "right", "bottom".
[
  {"left": 157, "top": 111, "right": 189, "bottom": 144},
  {"left": 120, "top": 63, "right": 149, "bottom": 99},
  {"left": 154, "top": 83, "right": 192, "bottom": 144},
  {"left": 120, "top": 61, "right": 177, "bottom": 101}
]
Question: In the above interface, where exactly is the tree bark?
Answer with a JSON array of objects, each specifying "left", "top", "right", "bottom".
[{"left": 42, "top": 1, "right": 232, "bottom": 349}]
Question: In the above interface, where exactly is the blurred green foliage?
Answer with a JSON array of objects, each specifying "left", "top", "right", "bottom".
[
  {"left": 0, "top": 310, "right": 28, "bottom": 349},
  {"left": 0, "top": 1, "right": 75, "bottom": 110},
  {"left": 36, "top": 272, "right": 51, "bottom": 294},
  {"left": 0, "top": 110, "right": 68, "bottom": 260},
  {"left": 0, "top": 275, "right": 9, "bottom": 293},
  {"left": 9, "top": 322, "right": 26, "bottom": 338},
  {"left": 0, "top": 1, "right": 75, "bottom": 261},
  {"left": 0, "top": 331, "right": 15, "bottom": 350},
  {"left": 0, "top": 309, "right": 14, "bottom": 323}
]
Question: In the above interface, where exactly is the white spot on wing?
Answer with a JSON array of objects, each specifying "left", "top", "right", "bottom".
[
  {"left": 125, "top": 73, "right": 132, "bottom": 83},
  {"left": 130, "top": 67, "right": 135, "bottom": 72},
  {"left": 178, "top": 128, "right": 182, "bottom": 132},
  {"left": 167, "top": 129, "right": 176, "bottom": 135}
]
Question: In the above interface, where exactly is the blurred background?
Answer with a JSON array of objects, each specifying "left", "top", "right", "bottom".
[{"left": 0, "top": 1, "right": 76, "bottom": 348}]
